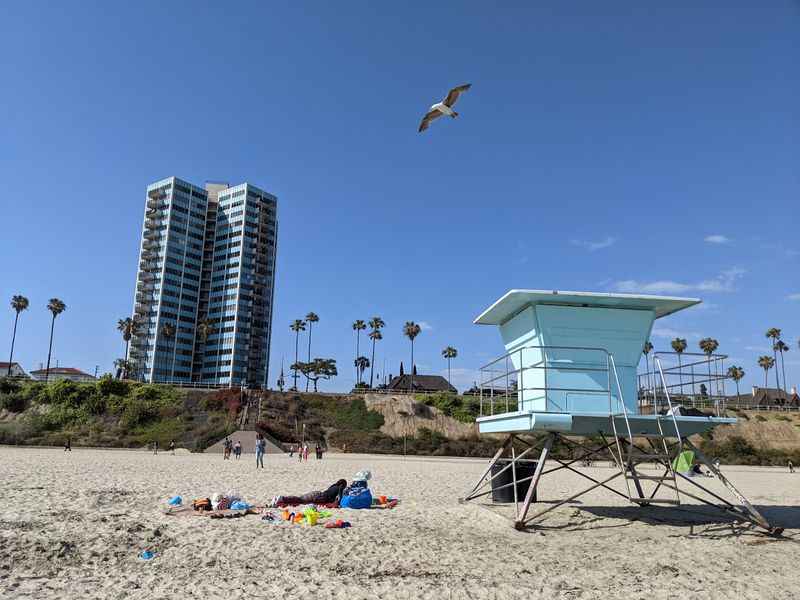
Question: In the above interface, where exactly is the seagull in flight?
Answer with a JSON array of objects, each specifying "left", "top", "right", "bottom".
[{"left": 418, "top": 83, "right": 472, "bottom": 133}]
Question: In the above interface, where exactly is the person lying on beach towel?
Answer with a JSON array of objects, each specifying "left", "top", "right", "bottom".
[{"left": 268, "top": 479, "right": 347, "bottom": 508}]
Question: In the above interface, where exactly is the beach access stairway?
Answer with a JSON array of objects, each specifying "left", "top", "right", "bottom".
[{"left": 205, "top": 430, "right": 285, "bottom": 455}]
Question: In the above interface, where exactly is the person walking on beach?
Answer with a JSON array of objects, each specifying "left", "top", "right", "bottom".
[
  {"left": 168, "top": 440, "right": 175, "bottom": 455},
  {"left": 64, "top": 437, "right": 71, "bottom": 452},
  {"left": 223, "top": 437, "right": 231, "bottom": 460},
  {"left": 789, "top": 460, "right": 795, "bottom": 474},
  {"left": 234, "top": 440, "right": 242, "bottom": 460},
  {"left": 153, "top": 440, "right": 159, "bottom": 455},
  {"left": 303, "top": 443, "right": 310, "bottom": 462},
  {"left": 298, "top": 443, "right": 303, "bottom": 462},
  {"left": 255, "top": 434, "right": 265, "bottom": 469},
  {"left": 315, "top": 443, "right": 322, "bottom": 459}
]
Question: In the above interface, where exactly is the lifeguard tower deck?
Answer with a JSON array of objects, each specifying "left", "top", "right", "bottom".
[{"left": 461, "top": 290, "right": 780, "bottom": 534}]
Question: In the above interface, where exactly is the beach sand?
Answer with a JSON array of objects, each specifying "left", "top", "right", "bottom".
[{"left": 1, "top": 447, "right": 797, "bottom": 599}]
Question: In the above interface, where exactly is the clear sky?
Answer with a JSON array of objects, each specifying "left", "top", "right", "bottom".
[{"left": 1, "top": 1, "right": 798, "bottom": 393}]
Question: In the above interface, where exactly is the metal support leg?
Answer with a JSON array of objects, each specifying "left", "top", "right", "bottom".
[
  {"left": 515, "top": 433, "right": 554, "bottom": 529},
  {"left": 682, "top": 438, "right": 781, "bottom": 534}
]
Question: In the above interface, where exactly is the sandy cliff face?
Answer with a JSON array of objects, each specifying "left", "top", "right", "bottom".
[
  {"left": 712, "top": 411, "right": 800, "bottom": 451},
  {"left": 362, "top": 393, "right": 478, "bottom": 439}
]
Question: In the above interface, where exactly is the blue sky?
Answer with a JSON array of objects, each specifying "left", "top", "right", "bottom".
[{"left": 1, "top": 1, "right": 798, "bottom": 393}]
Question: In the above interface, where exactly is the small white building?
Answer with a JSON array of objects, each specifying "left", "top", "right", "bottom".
[
  {"left": 0, "top": 362, "right": 29, "bottom": 378},
  {"left": 29, "top": 367, "right": 96, "bottom": 383}
]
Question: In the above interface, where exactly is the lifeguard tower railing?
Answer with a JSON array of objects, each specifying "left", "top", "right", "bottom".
[
  {"left": 478, "top": 345, "right": 634, "bottom": 418},
  {"left": 638, "top": 351, "right": 728, "bottom": 417}
]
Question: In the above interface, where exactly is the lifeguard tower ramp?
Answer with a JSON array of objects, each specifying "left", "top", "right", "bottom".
[{"left": 461, "top": 290, "right": 780, "bottom": 535}]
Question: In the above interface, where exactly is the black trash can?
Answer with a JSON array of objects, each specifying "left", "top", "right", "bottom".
[{"left": 490, "top": 459, "right": 538, "bottom": 503}]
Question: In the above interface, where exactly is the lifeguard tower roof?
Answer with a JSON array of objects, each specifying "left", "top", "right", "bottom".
[{"left": 474, "top": 289, "right": 700, "bottom": 325}]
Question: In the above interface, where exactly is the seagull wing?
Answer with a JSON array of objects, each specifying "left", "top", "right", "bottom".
[
  {"left": 418, "top": 109, "right": 443, "bottom": 132},
  {"left": 443, "top": 83, "right": 472, "bottom": 107}
]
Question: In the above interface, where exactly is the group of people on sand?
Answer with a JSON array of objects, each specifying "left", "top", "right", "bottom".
[
  {"left": 289, "top": 442, "right": 324, "bottom": 461},
  {"left": 223, "top": 438, "right": 243, "bottom": 460}
]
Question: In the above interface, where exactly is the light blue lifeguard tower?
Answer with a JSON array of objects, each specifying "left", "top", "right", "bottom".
[{"left": 461, "top": 290, "right": 779, "bottom": 534}]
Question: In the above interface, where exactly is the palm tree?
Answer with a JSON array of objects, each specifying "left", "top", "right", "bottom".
[
  {"left": 304, "top": 312, "right": 319, "bottom": 391},
  {"left": 698, "top": 338, "right": 719, "bottom": 397},
  {"left": 757, "top": 355, "right": 775, "bottom": 389},
  {"left": 159, "top": 322, "right": 176, "bottom": 382},
  {"left": 367, "top": 316, "right": 385, "bottom": 388},
  {"left": 403, "top": 321, "right": 421, "bottom": 393},
  {"left": 727, "top": 365, "right": 745, "bottom": 404},
  {"left": 354, "top": 356, "right": 370, "bottom": 385},
  {"left": 765, "top": 328, "right": 782, "bottom": 390},
  {"left": 442, "top": 346, "right": 458, "bottom": 387},
  {"left": 44, "top": 298, "right": 67, "bottom": 383},
  {"left": 117, "top": 317, "right": 138, "bottom": 376},
  {"left": 7, "top": 295, "right": 29, "bottom": 376},
  {"left": 774, "top": 340, "right": 789, "bottom": 397},
  {"left": 196, "top": 318, "right": 213, "bottom": 344},
  {"left": 352, "top": 320, "right": 367, "bottom": 384},
  {"left": 670, "top": 338, "right": 687, "bottom": 396},
  {"left": 289, "top": 319, "right": 306, "bottom": 390},
  {"left": 641, "top": 340, "right": 653, "bottom": 398}
]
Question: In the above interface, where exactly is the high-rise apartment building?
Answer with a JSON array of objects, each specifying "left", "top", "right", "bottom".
[{"left": 129, "top": 176, "right": 277, "bottom": 387}]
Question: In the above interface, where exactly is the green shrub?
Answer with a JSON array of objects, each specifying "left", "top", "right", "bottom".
[
  {"left": 755, "top": 414, "right": 768, "bottom": 422},
  {"left": 97, "top": 375, "right": 129, "bottom": 397}
]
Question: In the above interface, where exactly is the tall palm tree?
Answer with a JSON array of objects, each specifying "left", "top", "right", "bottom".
[
  {"left": 304, "top": 312, "right": 319, "bottom": 391},
  {"left": 352, "top": 320, "right": 367, "bottom": 384},
  {"left": 670, "top": 338, "right": 687, "bottom": 396},
  {"left": 160, "top": 322, "right": 176, "bottom": 383},
  {"left": 367, "top": 316, "right": 385, "bottom": 388},
  {"left": 44, "top": 298, "right": 67, "bottom": 383},
  {"left": 7, "top": 295, "right": 29, "bottom": 376},
  {"left": 642, "top": 340, "right": 653, "bottom": 397},
  {"left": 289, "top": 319, "right": 306, "bottom": 391},
  {"left": 727, "top": 365, "right": 745, "bottom": 404},
  {"left": 117, "top": 317, "right": 138, "bottom": 375},
  {"left": 403, "top": 321, "right": 421, "bottom": 393},
  {"left": 196, "top": 318, "right": 213, "bottom": 344},
  {"left": 757, "top": 355, "right": 775, "bottom": 389},
  {"left": 354, "top": 356, "right": 370, "bottom": 385},
  {"left": 765, "top": 328, "right": 781, "bottom": 390},
  {"left": 442, "top": 346, "right": 458, "bottom": 387},
  {"left": 368, "top": 330, "right": 383, "bottom": 389},
  {"left": 774, "top": 340, "right": 789, "bottom": 397},
  {"left": 698, "top": 338, "right": 719, "bottom": 397}
]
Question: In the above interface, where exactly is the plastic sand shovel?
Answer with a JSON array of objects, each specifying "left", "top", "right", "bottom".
[
  {"left": 168, "top": 495, "right": 182, "bottom": 506},
  {"left": 139, "top": 550, "right": 155, "bottom": 560}
]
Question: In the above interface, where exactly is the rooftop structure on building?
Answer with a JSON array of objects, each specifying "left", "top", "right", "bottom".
[
  {"left": 29, "top": 367, "right": 96, "bottom": 382},
  {"left": 0, "top": 362, "right": 29, "bottom": 378}
]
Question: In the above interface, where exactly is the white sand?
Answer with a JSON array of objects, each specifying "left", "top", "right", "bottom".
[{"left": 1, "top": 447, "right": 797, "bottom": 599}]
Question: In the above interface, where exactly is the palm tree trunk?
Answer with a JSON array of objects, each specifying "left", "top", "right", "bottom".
[
  {"left": 369, "top": 338, "right": 376, "bottom": 389},
  {"left": 306, "top": 324, "right": 313, "bottom": 392},
  {"left": 447, "top": 357, "right": 451, "bottom": 387},
  {"left": 707, "top": 357, "right": 712, "bottom": 400},
  {"left": 293, "top": 331, "right": 299, "bottom": 390},
  {"left": 780, "top": 350, "right": 787, "bottom": 397},
  {"left": 7, "top": 312, "right": 19, "bottom": 377},
  {"left": 355, "top": 332, "right": 361, "bottom": 385},
  {"left": 764, "top": 369, "right": 768, "bottom": 389},
  {"left": 773, "top": 348, "right": 780, "bottom": 391},
  {"left": 409, "top": 340, "right": 414, "bottom": 393},
  {"left": 45, "top": 314, "right": 56, "bottom": 383},
  {"left": 735, "top": 379, "right": 740, "bottom": 407},
  {"left": 677, "top": 353, "right": 683, "bottom": 397}
]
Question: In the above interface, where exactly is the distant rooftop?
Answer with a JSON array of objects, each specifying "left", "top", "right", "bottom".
[
  {"left": 29, "top": 367, "right": 92, "bottom": 376},
  {"left": 474, "top": 289, "right": 701, "bottom": 325}
]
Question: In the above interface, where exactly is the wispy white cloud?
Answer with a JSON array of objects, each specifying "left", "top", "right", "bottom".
[
  {"left": 704, "top": 234, "right": 731, "bottom": 244},
  {"left": 788, "top": 293, "right": 800, "bottom": 301},
  {"left": 651, "top": 327, "right": 700, "bottom": 340},
  {"left": 571, "top": 236, "right": 617, "bottom": 252},
  {"left": 614, "top": 267, "right": 745, "bottom": 295},
  {"left": 418, "top": 321, "right": 433, "bottom": 331}
]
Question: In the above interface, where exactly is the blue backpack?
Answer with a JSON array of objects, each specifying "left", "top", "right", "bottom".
[{"left": 340, "top": 481, "right": 372, "bottom": 509}]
